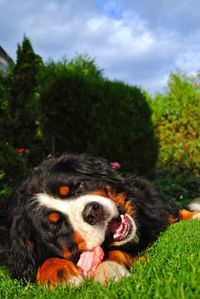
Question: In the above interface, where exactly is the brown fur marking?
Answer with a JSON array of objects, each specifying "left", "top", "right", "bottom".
[
  {"left": 59, "top": 185, "right": 70, "bottom": 197},
  {"left": 62, "top": 247, "right": 71, "bottom": 259},
  {"left": 168, "top": 215, "right": 179, "bottom": 224},
  {"left": 73, "top": 232, "right": 87, "bottom": 251},
  {"left": 179, "top": 209, "right": 199, "bottom": 220},
  {"left": 90, "top": 186, "right": 135, "bottom": 215},
  {"left": 107, "top": 250, "right": 134, "bottom": 269},
  {"left": 37, "top": 258, "right": 81, "bottom": 287},
  {"left": 48, "top": 212, "right": 61, "bottom": 223}
]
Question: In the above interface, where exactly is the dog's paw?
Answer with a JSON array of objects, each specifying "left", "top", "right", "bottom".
[
  {"left": 94, "top": 261, "right": 130, "bottom": 285},
  {"left": 37, "top": 258, "right": 83, "bottom": 288},
  {"left": 188, "top": 201, "right": 200, "bottom": 219},
  {"left": 192, "top": 212, "right": 200, "bottom": 219}
]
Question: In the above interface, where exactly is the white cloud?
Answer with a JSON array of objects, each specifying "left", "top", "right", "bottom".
[{"left": 1, "top": 0, "right": 200, "bottom": 93}]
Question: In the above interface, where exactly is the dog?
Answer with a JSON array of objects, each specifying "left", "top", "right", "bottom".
[{"left": 1, "top": 153, "right": 200, "bottom": 287}]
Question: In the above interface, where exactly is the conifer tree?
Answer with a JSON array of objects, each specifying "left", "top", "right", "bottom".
[{"left": 8, "top": 36, "right": 43, "bottom": 148}]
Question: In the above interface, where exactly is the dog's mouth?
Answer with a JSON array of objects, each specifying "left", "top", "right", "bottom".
[
  {"left": 76, "top": 213, "right": 135, "bottom": 277},
  {"left": 106, "top": 214, "right": 133, "bottom": 242}
]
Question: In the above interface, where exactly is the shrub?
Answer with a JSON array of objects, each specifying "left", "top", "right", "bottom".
[
  {"left": 153, "top": 174, "right": 200, "bottom": 206},
  {"left": 39, "top": 61, "right": 101, "bottom": 155},
  {"left": 39, "top": 60, "right": 158, "bottom": 175},
  {"left": 151, "top": 73, "right": 200, "bottom": 175},
  {"left": 0, "top": 142, "right": 30, "bottom": 214},
  {"left": 88, "top": 80, "right": 158, "bottom": 174}
]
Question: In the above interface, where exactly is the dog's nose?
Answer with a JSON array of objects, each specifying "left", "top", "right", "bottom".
[{"left": 83, "top": 202, "right": 104, "bottom": 225}]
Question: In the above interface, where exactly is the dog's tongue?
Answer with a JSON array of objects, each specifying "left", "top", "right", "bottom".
[
  {"left": 77, "top": 245, "right": 104, "bottom": 277},
  {"left": 77, "top": 216, "right": 130, "bottom": 277}
]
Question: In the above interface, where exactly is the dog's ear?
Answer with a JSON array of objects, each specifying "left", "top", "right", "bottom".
[{"left": 9, "top": 215, "right": 37, "bottom": 282}]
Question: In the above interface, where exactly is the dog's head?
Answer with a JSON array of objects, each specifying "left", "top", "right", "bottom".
[{"left": 8, "top": 154, "right": 138, "bottom": 281}]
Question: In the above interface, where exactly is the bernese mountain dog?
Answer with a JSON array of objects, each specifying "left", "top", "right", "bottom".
[{"left": 1, "top": 153, "right": 200, "bottom": 287}]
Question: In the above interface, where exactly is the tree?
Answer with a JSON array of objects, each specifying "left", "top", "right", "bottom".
[
  {"left": 67, "top": 54, "right": 103, "bottom": 78},
  {"left": 0, "top": 72, "right": 9, "bottom": 142},
  {"left": 152, "top": 72, "right": 200, "bottom": 174},
  {"left": 8, "top": 36, "right": 43, "bottom": 149}
]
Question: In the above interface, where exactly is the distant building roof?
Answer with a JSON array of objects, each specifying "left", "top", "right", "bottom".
[
  {"left": 0, "top": 46, "right": 12, "bottom": 61},
  {"left": 0, "top": 46, "right": 13, "bottom": 73}
]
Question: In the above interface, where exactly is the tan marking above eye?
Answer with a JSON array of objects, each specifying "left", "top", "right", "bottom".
[
  {"left": 48, "top": 212, "right": 61, "bottom": 223},
  {"left": 59, "top": 185, "right": 70, "bottom": 197}
]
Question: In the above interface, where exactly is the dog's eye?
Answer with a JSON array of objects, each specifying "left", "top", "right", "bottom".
[
  {"left": 74, "top": 182, "right": 85, "bottom": 195},
  {"left": 59, "top": 185, "right": 70, "bottom": 198}
]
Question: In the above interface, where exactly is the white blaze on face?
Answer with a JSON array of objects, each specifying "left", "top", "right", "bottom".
[{"left": 37, "top": 193, "right": 119, "bottom": 250}]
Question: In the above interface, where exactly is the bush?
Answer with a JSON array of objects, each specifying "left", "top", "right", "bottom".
[
  {"left": 39, "top": 61, "right": 101, "bottom": 155},
  {"left": 0, "top": 142, "right": 30, "bottom": 215},
  {"left": 151, "top": 73, "right": 200, "bottom": 175},
  {"left": 88, "top": 80, "right": 158, "bottom": 174},
  {"left": 39, "top": 60, "right": 158, "bottom": 175},
  {"left": 153, "top": 174, "right": 200, "bottom": 206}
]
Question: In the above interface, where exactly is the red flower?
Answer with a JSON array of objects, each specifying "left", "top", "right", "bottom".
[{"left": 18, "top": 148, "right": 26, "bottom": 154}]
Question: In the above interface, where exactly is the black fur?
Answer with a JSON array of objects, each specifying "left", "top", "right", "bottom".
[{"left": 0, "top": 153, "right": 179, "bottom": 282}]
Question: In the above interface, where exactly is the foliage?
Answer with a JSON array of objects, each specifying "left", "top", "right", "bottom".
[
  {"left": 1, "top": 36, "right": 200, "bottom": 212},
  {"left": 0, "top": 220, "right": 200, "bottom": 298},
  {"left": 151, "top": 73, "right": 200, "bottom": 175},
  {"left": 88, "top": 80, "right": 158, "bottom": 174},
  {"left": 153, "top": 174, "right": 200, "bottom": 206},
  {"left": 7, "top": 36, "right": 43, "bottom": 149},
  {"left": 39, "top": 60, "right": 157, "bottom": 175},
  {"left": 0, "top": 72, "right": 10, "bottom": 143},
  {"left": 67, "top": 54, "right": 103, "bottom": 78},
  {"left": 39, "top": 61, "right": 101, "bottom": 155},
  {"left": 0, "top": 142, "right": 30, "bottom": 215},
  {"left": 0, "top": 37, "right": 44, "bottom": 211}
]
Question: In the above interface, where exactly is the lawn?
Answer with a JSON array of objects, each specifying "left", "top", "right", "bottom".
[{"left": 0, "top": 220, "right": 200, "bottom": 299}]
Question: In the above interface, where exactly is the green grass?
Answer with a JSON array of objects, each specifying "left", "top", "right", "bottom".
[{"left": 1, "top": 220, "right": 200, "bottom": 299}]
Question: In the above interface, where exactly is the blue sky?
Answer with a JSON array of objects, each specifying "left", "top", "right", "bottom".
[{"left": 1, "top": 0, "right": 200, "bottom": 93}]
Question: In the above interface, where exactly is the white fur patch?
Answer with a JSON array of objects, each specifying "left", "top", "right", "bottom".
[
  {"left": 94, "top": 261, "right": 130, "bottom": 284},
  {"left": 37, "top": 193, "right": 118, "bottom": 250},
  {"left": 36, "top": 193, "right": 137, "bottom": 250},
  {"left": 192, "top": 213, "right": 200, "bottom": 219},
  {"left": 188, "top": 201, "right": 200, "bottom": 212},
  {"left": 67, "top": 274, "right": 83, "bottom": 286}
]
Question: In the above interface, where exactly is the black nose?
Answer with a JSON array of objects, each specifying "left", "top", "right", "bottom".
[{"left": 83, "top": 202, "right": 104, "bottom": 225}]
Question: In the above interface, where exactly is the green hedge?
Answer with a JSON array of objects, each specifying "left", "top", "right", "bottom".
[
  {"left": 87, "top": 80, "right": 158, "bottom": 174},
  {"left": 39, "top": 61, "right": 158, "bottom": 175}
]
